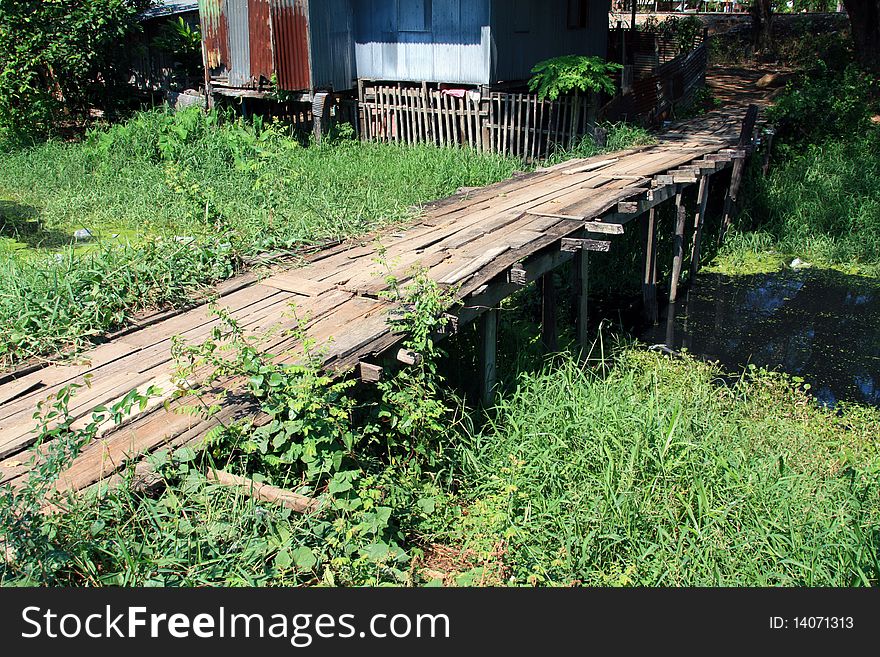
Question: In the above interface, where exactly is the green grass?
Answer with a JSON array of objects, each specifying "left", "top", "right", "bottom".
[
  {"left": 4, "top": 345, "right": 877, "bottom": 587},
  {"left": 709, "top": 67, "right": 880, "bottom": 278},
  {"left": 451, "top": 348, "right": 880, "bottom": 586},
  {"left": 0, "top": 107, "right": 519, "bottom": 367}
]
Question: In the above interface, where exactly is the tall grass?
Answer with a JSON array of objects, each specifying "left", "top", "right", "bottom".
[
  {"left": 721, "top": 64, "right": 880, "bottom": 276},
  {"left": 737, "top": 136, "right": 880, "bottom": 272},
  {"left": 0, "top": 107, "right": 519, "bottom": 366},
  {"left": 453, "top": 349, "right": 880, "bottom": 586}
]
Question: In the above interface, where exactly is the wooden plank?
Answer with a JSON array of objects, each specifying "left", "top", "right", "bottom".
[
  {"left": 262, "top": 271, "right": 334, "bottom": 297},
  {"left": 439, "top": 245, "right": 511, "bottom": 285},
  {"left": 207, "top": 469, "right": 321, "bottom": 514}
]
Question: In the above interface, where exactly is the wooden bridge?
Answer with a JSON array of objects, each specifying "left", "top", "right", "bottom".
[{"left": 0, "top": 105, "right": 759, "bottom": 496}]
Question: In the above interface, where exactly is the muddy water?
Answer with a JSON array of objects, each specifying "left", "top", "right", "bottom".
[{"left": 637, "top": 270, "right": 880, "bottom": 407}]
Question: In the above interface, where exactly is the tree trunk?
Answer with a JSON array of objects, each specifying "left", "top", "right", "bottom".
[
  {"left": 751, "top": 0, "right": 773, "bottom": 52},
  {"left": 843, "top": 0, "right": 880, "bottom": 72}
]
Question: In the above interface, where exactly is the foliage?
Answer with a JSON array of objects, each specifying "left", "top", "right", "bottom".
[
  {"left": 376, "top": 258, "right": 458, "bottom": 467},
  {"left": 455, "top": 349, "right": 880, "bottom": 586},
  {"left": 0, "top": 238, "right": 236, "bottom": 368},
  {"left": 171, "top": 307, "right": 359, "bottom": 483},
  {"left": 765, "top": 64, "right": 878, "bottom": 145},
  {"left": 528, "top": 56, "right": 622, "bottom": 101},
  {"left": 542, "top": 120, "right": 656, "bottom": 165},
  {"left": 642, "top": 15, "right": 704, "bottom": 54},
  {"left": 0, "top": 0, "right": 150, "bottom": 145},
  {"left": 0, "top": 381, "right": 156, "bottom": 584},
  {"left": 718, "top": 65, "right": 880, "bottom": 275},
  {"left": 151, "top": 16, "right": 203, "bottom": 86}
]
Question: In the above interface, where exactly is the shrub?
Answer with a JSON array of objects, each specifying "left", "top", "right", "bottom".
[{"left": 528, "top": 56, "right": 622, "bottom": 101}]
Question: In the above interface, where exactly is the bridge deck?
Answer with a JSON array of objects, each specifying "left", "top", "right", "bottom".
[{"left": 0, "top": 107, "right": 758, "bottom": 494}]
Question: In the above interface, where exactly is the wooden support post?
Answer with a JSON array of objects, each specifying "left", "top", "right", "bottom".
[
  {"left": 479, "top": 309, "right": 498, "bottom": 407},
  {"left": 669, "top": 186, "right": 687, "bottom": 304},
  {"left": 689, "top": 174, "right": 711, "bottom": 284},
  {"left": 575, "top": 250, "right": 589, "bottom": 354},
  {"left": 642, "top": 208, "right": 658, "bottom": 325},
  {"left": 540, "top": 273, "right": 558, "bottom": 353},
  {"left": 719, "top": 157, "right": 745, "bottom": 243},
  {"left": 664, "top": 295, "right": 677, "bottom": 348},
  {"left": 720, "top": 104, "right": 759, "bottom": 243}
]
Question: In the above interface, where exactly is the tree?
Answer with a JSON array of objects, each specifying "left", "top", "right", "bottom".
[
  {"left": 751, "top": 0, "right": 774, "bottom": 52},
  {"left": 843, "top": 0, "right": 880, "bottom": 72},
  {"left": 0, "top": 0, "right": 152, "bottom": 143}
]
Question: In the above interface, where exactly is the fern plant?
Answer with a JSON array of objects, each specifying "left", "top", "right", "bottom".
[{"left": 528, "top": 55, "right": 622, "bottom": 101}]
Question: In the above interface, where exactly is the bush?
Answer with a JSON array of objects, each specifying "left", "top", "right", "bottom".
[
  {"left": 528, "top": 56, "right": 622, "bottom": 101},
  {"left": 766, "top": 65, "right": 879, "bottom": 145},
  {"left": 0, "top": 0, "right": 150, "bottom": 144}
]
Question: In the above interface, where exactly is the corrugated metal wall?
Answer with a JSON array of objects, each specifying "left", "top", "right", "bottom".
[
  {"left": 353, "top": 0, "right": 492, "bottom": 85},
  {"left": 200, "top": 0, "right": 229, "bottom": 71},
  {"left": 489, "top": 0, "right": 611, "bottom": 83},
  {"left": 225, "top": 1, "right": 252, "bottom": 86},
  {"left": 201, "top": 0, "right": 315, "bottom": 92},
  {"left": 270, "top": 0, "right": 312, "bottom": 91},
  {"left": 309, "top": 0, "right": 356, "bottom": 91}
]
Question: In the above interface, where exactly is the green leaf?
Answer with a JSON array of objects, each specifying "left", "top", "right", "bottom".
[
  {"left": 274, "top": 550, "right": 292, "bottom": 570},
  {"left": 360, "top": 543, "right": 391, "bottom": 562},
  {"left": 292, "top": 546, "right": 317, "bottom": 570}
]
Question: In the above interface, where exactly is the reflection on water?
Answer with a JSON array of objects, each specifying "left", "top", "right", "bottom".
[{"left": 638, "top": 270, "right": 880, "bottom": 407}]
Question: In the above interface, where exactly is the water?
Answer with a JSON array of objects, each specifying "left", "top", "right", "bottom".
[{"left": 637, "top": 269, "right": 880, "bottom": 407}]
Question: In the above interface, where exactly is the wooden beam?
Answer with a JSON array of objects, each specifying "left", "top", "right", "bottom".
[
  {"left": 207, "top": 469, "right": 321, "bottom": 514},
  {"left": 479, "top": 308, "right": 498, "bottom": 406},
  {"left": 600, "top": 183, "right": 676, "bottom": 224},
  {"left": 642, "top": 207, "right": 659, "bottom": 325},
  {"left": 575, "top": 249, "right": 589, "bottom": 353},
  {"left": 540, "top": 273, "right": 558, "bottom": 353},
  {"left": 719, "top": 157, "right": 746, "bottom": 243},
  {"left": 358, "top": 362, "right": 383, "bottom": 383},
  {"left": 689, "top": 173, "right": 712, "bottom": 284},
  {"left": 669, "top": 185, "right": 688, "bottom": 303},
  {"left": 560, "top": 237, "right": 611, "bottom": 252}
]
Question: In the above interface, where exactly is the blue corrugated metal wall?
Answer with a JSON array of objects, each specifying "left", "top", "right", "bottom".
[
  {"left": 309, "top": 0, "right": 356, "bottom": 91},
  {"left": 353, "top": 0, "right": 491, "bottom": 85},
  {"left": 490, "top": 0, "right": 611, "bottom": 83}
]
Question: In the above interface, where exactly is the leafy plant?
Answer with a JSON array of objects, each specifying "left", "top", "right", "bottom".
[
  {"left": 528, "top": 55, "right": 622, "bottom": 101},
  {"left": 375, "top": 255, "right": 458, "bottom": 466},
  {"left": 0, "top": 381, "right": 155, "bottom": 584}
]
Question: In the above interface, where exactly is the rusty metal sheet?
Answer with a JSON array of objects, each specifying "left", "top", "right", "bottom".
[
  {"left": 249, "top": 0, "right": 274, "bottom": 83},
  {"left": 270, "top": 0, "right": 311, "bottom": 92},
  {"left": 199, "top": 0, "right": 229, "bottom": 72}
]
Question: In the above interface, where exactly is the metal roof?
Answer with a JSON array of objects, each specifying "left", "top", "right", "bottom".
[{"left": 140, "top": 1, "right": 199, "bottom": 21}]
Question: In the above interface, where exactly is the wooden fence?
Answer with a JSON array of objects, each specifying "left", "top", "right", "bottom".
[
  {"left": 360, "top": 85, "right": 487, "bottom": 150},
  {"left": 602, "top": 37, "right": 709, "bottom": 125},
  {"left": 358, "top": 83, "right": 598, "bottom": 161}
]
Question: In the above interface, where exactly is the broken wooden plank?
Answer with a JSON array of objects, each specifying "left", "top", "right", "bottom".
[
  {"left": 560, "top": 238, "right": 611, "bottom": 253},
  {"left": 207, "top": 469, "right": 321, "bottom": 514},
  {"left": 439, "top": 245, "right": 511, "bottom": 285}
]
